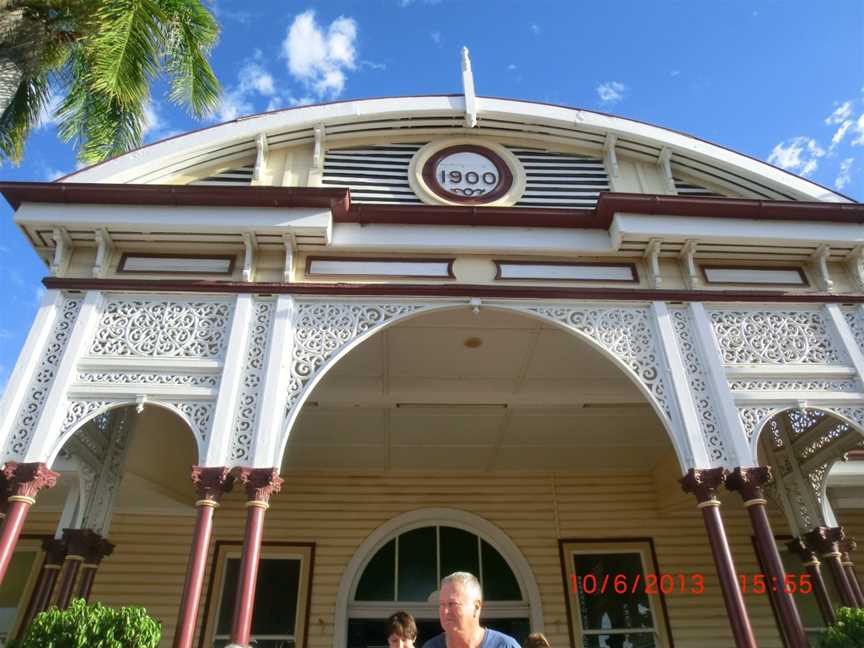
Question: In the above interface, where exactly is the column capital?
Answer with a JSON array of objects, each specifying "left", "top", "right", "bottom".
[
  {"left": 41, "top": 537, "right": 67, "bottom": 566},
  {"left": 804, "top": 526, "right": 846, "bottom": 556},
  {"left": 725, "top": 466, "right": 772, "bottom": 502},
  {"left": 237, "top": 467, "right": 282, "bottom": 505},
  {"left": 191, "top": 466, "right": 235, "bottom": 504},
  {"left": 3, "top": 462, "right": 59, "bottom": 500},
  {"left": 679, "top": 467, "right": 726, "bottom": 504},
  {"left": 61, "top": 528, "right": 108, "bottom": 560},
  {"left": 840, "top": 537, "right": 858, "bottom": 554},
  {"left": 787, "top": 537, "right": 819, "bottom": 563}
]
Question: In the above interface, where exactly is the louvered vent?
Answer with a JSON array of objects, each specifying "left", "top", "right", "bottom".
[
  {"left": 510, "top": 148, "right": 609, "bottom": 208},
  {"left": 189, "top": 165, "right": 254, "bottom": 186},
  {"left": 322, "top": 144, "right": 424, "bottom": 204},
  {"left": 673, "top": 177, "right": 723, "bottom": 197}
]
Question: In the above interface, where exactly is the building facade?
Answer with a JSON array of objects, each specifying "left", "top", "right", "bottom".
[{"left": 0, "top": 91, "right": 862, "bottom": 648}]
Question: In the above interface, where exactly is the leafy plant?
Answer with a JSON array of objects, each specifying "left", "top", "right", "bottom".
[
  {"left": 18, "top": 598, "right": 161, "bottom": 648},
  {"left": 820, "top": 607, "right": 864, "bottom": 647}
]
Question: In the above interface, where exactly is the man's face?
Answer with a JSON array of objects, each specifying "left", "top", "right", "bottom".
[
  {"left": 387, "top": 633, "right": 415, "bottom": 648},
  {"left": 438, "top": 581, "right": 480, "bottom": 635}
]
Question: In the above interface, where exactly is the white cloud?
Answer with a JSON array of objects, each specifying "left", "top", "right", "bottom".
[
  {"left": 831, "top": 120, "right": 853, "bottom": 149},
  {"left": 507, "top": 64, "right": 517, "bottom": 71},
  {"left": 41, "top": 166, "right": 66, "bottom": 181},
  {"left": 142, "top": 101, "right": 163, "bottom": 137},
  {"left": 0, "top": 364, "right": 8, "bottom": 396},
  {"left": 767, "top": 136, "right": 826, "bottom": 176},
  {"left": 852, "top": 112, "right": 864, "bottom": 146},
  {"left": 0, "top": 329, "right": 11, "bottom": 341},
  {"left": 282, "top": 10, "right": 358, "bottom": 99},
  {"left": 835, "top": 157, "right": 854, "bottom": 189},
  {"left": 826, "top": 101, "right": 853, "bottom": 125},
  {"left": 214, "top": 57, "right": 280, "bottom": 122},
  {"left": 530, "top": 23, "right": 540, "bottom": 35},
  {"left": 430, "top": 30, "right": 441, "bottom": 44},
  {"left": 596, "top": 81, "right": 626, "bottom": 105},
  {"left": 669, "top": 70, "right": 680, "bottom": 77}
]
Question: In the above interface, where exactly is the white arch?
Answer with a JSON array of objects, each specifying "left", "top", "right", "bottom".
[
  {"left": 45, "top": 399, "right": 203, "bottom": 467},
  {"left": 64, "top": 96, "right": 847, "bottom": 202},
  {"left": 275, "top": 302, "right": 687, "bottom": 471},
  {"left": 750, "top": 404, "right": 864, "bottom": 462},
  {"left": 333, "top": 507, "right": 544, "bottom": 648}
]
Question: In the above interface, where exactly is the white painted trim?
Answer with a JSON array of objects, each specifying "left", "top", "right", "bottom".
[
  {"left": 120, "top": 256, "right": 232, "bottom": 274},
  {"left": 651, "top": 302, "right": 707, "bottom": 469},
  {"left": 733, "top": 393, "right": 864, "bottom": 405},
  {"left": 308, "top": 259, "right": 452, "bottom": 278},
  {"left": 255, "top": 296, "right": 297, "bottom": 467},
  {"left": 93, "top": 229, "right": 113, "bottom": 278},
  {"left": 205, "top": 295, "right": 253, "bottom": 465},
  {"left": 496, "top": 263, "right": 634, "bottom": 282},
  {"left": 824, "top": 304, "right": 864, "bottom": 393},
  {"left": 688, "top": 302, "right": 754, "bottom": 466},
  {"left": 332, "top": 507, "right": 544, "bottom": 648},
  {"left": 643, "top": 239, "right": 662, "bottom": 288},
  {"left": 0, "top": 290, "right": 64, "bottom": 452},
  {"left": 724, "top": 365, "right": 856, "bottom": 377},
  {"left": 702, "top": 267, "right": 805, "bottom": 285},
  {"left": 811, "top": 245, "right": 834, "bottom": 291},
  {"left": 50, "top": 227, "right": 71, "bottom": 276},
  {"left": 62, "top": 96, "right": 846, "bottom": 202},
  {"left": 76, "top": 357, "right": 223, "bottom": 371},
  {"left": 66, "top": 385, "right": 216, "bottom": 399},
  {"left": 26, "top": 291, "right": 105, "bottom": 462},
  {"left": 461, "top": 48, "right": 478, "bottom": 128},
  {"left": 679, "top": 240, "right": 701, "bottom": 289}
]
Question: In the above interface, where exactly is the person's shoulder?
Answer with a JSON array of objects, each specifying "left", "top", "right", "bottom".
[
  {"left": 421, "top": 633, "right": 446, "bottom": 648},
  {"left": 485, "top": 628, "right": 521, "bottom": 648}
]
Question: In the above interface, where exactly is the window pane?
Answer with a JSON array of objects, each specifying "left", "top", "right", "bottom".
[
  {"left": 252, "top": 558, "right": 300, "bottom": 635},
  {"left": 573, "top": 553, "right": 653, "bottom": 631},
  {"left": 356, "top": 539, "right": 396, "bottom": 601},
  {"left": 482, "top": 540, "right": 522, "bottom": 600},
  {"left": 583, "top": 633, "right": 657, "bottom": 648},
  {"left": 0, "top": 550, "right": 36, "bottom": 640},
  {"left": 440, "top": 527, "right": 479, "bottom": 580},
  {"left": 398, "top": 527, "right": 437, "bottom": 601},
  {"left": 215, "top": 557, "right": 300, "bottom": 636}
]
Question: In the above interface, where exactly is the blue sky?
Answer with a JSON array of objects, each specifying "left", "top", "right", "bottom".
[{"left": 0, "top": 0, "right": 863, "bottom": 390}]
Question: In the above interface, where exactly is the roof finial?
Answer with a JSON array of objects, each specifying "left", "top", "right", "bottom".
[{"left": 461, "top": 47, "right": 478, "bottom": 128}]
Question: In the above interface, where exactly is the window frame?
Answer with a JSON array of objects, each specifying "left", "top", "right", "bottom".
[
  {"left": 199, "top": 541, "right": 315, "bottom": 648},
  {"left": 559, "top": 538, "right": 673, "bottom": 648},
  {"left": 1, "top": 534, "right": 46, "bottom": 642}
]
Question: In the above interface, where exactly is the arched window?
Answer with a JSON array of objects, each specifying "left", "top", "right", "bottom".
[{"left": 347, "top": 524, "right": 530, "bottom": 648}]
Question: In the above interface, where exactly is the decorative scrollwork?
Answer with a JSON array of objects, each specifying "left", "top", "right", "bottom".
[
  {"left": 710, "top": 309, "right": 844, "bottom": 365},
  {"left": 843, "top": 308, "right": 864, "bottom": 354},
  {"left": 738, "top": 406, "right": 781, "bottom": 442},
  {"left": 76, "top": 372, "right": 219, "bottom": 388},
  {"left": 167, "top": 401, "right": 214, "bottom": 446},
  {"left": 799, "top": 422, "right": 851, "bottom": 461},
  {"left": 5, "top": 295, "right": 83, "bottom": 457},
  {"left": 285, "top": 302, "right": 427, "bottom": 417},
  {"left": 90, "top": 298, "right": 232, "bottom": 358},
  {"left": 728, "top": 378, "right": 858, "bottom": 393},
  {"left": 230, "top": 300, "right": 276, "bottom": 463},
  {"left": 60, "top": 400, "right": 118, "bottom": 439},
  {"left": 670, "top": 309, "right": 730, "bottom": 465},
  {"left": 528, "top": 305, "right": 672, "bottom": 420}
]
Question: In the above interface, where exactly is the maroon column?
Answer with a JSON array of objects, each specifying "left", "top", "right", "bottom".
[
  {"left": 229, "top": 468, "right": 283, "bottom": 648},
  {"left": 680, "top": 468, "right": 757, "bottom": 648},
  {"left": 53, "top": 529, "right": 104, "bottom": 609},
  {"left": 15, "top": 538, "right": 67, "bottom": 636},
  {"left": 787, "top": 538, "right": 835, "bottom": 625},
  {"left": 0, "top": 463, "right": 58, "bottom": 586},
  {"left": 805, "top": 527, "right": 859, "bottom": 608},
  {"left": 839, "top": 539, "right": 864, "bottom": 607},
  {"left": 75, "top": 537, "right": 114, "bottom": 601},
  {"left": 173, "top": 466, "right": 234, "bottom": 648},
  {"left": 726, "top": 467, "right": 809, "bottom": 648}
]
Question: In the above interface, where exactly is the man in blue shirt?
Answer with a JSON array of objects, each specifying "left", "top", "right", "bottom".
[{"left": 422, "top": 572, "right": 521, "bottom": 648}]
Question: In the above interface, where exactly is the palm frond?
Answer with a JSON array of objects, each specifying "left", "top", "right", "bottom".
[
  {"left": 0, "top": 70, "right": 50, "bottom": 164},
  {"left": 159, "top": 0, "right": 220, "bottom": 116},
  {"left": 87, "top": 0, "right": 163, "bottom": 106}
]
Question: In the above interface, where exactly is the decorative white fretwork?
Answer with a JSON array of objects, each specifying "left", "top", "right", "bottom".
[
  {"left": 843, "top": 308, "right": 864, "bottom": 353},
  {"left": 738, "top": 406, "right": 781, "bottom": 443},
  {"left": 528, "top": 306, "right": 672, "bottom": 420},
  {"left": 787, "top": 408, "right": 826, "bottom": 436},
  {"left": 728, "top": 378, "right": 859, "bottom": 393},
  {"left": 58, "top": 398, "right": 213, "bottom": 457},
  {"left": 710, "top": 310, "right": 845, "bottom": 365},
  {"left": 799, "top": 421, "right": 850, "bottom": 461},
  {"left": 670, "top": 309, "right": 730, "bottom": 464},
  {"left": 4, "top": 295, "right": 83, "bottom": 457},
  {"left": 285, "top": 302, "right": 428, "bottom": 417},
  {"left": 230, "top": 300, "right": 276, "bottom": 463},
  {"left": 76, "top": 371, "right": 219, "bottom": 388},
  {"left": 90, "top": 298, "right": 233, "bottom": 358}
]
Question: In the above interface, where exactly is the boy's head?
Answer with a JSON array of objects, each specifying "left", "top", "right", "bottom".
[{"left": 386, "top": 610, "right": 418, "bottom": 648}]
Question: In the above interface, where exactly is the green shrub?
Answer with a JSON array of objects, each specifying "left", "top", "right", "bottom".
[
  {"left": 820, "top": 607, "right": 864, "bottom": 647},
  {"left": 18, "top": 598, "right": 161, "bottom": 648}
]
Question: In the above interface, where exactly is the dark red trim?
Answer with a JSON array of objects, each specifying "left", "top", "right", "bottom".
[
  {"left": 4, "top": 182, "right": 861, "bottom": 230},
  {"left": 493, "top": 259, "right": 638, "bottom": 283},
  {"left": 41, "top": 276, "right": 864, "bottom": 302},
  {"left": 421, "top": 144, "right": 513, "bottom": 204},
  {"left": 0, "top": 182, "right": 350, "bottom": 218},
  {"left": 119, "top": 253, "right": 237, "bottom": 276},
  {"left": 305, "top": 256, "right": 455, "bottom": 280}
]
